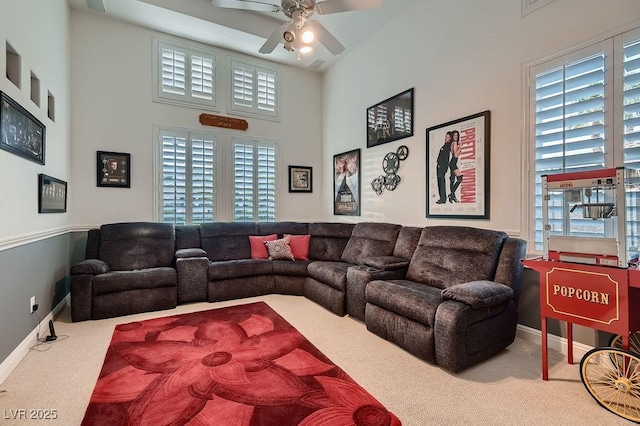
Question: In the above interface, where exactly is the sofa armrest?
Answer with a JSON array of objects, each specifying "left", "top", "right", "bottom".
[
  {"left": 363, "top": 256, "right": 409, "bottom": 271},
  {"left": 176, "top": 256, "right": 209, "bottom": 303},
  {"left": 70, "top": 259, "right": 109, "bottom": 276},
  {"left": 176, "top": 248, "right": 207, "bottom": 258},
  {"left": 441, "top": 280, "right": 514, "bottom": 309}
]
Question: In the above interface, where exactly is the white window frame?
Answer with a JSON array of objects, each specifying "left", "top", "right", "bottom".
[
  {"left": 228, "top": 57, "right": 280, "bottom": 120},
  {"left": 152, "top": 38, "right": 219, "bottom": 110},
  {"left": 231, "top": 137, "right": 278, "bottom": 222},
  {"left": 153, "top": 125, "right": 219, "bottom": 225},
  {"left": 523, "top": 23, "right": 640, "bottom": 253}
]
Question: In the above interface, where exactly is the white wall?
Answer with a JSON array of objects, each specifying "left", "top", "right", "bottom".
[
  {"left": 70, "top": 10, "right": 324, "bottom": 228},
  {"left": 323, "top": 0, "right": 640, "bottom": 234},
  {"left": 0, "top": 0, "right": 70, "bottom": 241}
]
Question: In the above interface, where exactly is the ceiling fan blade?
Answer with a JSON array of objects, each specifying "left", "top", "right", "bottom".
[
  {"left": 306, "top": 20, "right": 345, "bottom": 55},
  {"left": 315, "top": 0, "right": 381, "bottom": 15},
  {"left": 259, "top": 22, "right": 290, "bottom": 54},
  {"left": 211, "top": 0, "right": 282, "bottom": 13}
]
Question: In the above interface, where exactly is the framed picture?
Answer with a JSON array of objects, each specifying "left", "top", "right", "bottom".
[
  {"left": 333, "top": 148, "right": 361, "bottom": 216},
  {"left": 426, "top": 110, "right": 490, "bottom": 219},
  {"left": 0, "top": 91, "right": 46, "bottom": 165},
  {"left": 97, "top": 151, "right": 130, "bottom": 188},
  {"left": 367, "top": 88, "right": 414, "bottom": 148},
  {"left": 288, "top": 165, "right": 313, "bottom": 193},
  {"left": 38, "top": 174, "right": 67, "bottom": 213}
]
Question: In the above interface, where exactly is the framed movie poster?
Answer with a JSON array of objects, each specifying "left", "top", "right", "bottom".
[
  {"left": 0, "top": 91, "right": 46, "bottom": 165},
  {"left": 333, "top": 148, "right": 361, "bottom": 216},
  {"left": 97, "top": 151, "right": 130, "bottom": 188},
  {"left": 426, "top": 110, "right": 490, "bottom": 219},
  {"left": 288, "top": 165, "right": 313, "bottom": 193},
  {"left": 38, "top": 174, "right": 67, "bottom": 213},
  {"left": 367, "top": 88, "right": 414, "bottom": 148}
]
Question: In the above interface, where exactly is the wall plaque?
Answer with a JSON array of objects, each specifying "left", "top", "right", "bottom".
[{"left": 199, "top": 113, "right": 248, "bottom": 131}]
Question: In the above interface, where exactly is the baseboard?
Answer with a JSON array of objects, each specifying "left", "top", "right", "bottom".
[
  {"left": 0, "top": 293, "right": 70, "bottom": 385},
  {"left": 516, "top": 324, "right": 594, "bottom": 361}
]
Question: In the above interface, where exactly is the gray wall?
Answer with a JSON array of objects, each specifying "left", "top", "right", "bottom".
[{"left": 0, "top": 233, "right": 86, "bottom": 363}]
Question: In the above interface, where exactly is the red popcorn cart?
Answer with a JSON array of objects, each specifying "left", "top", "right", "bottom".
[{"left": 524, "top": 167, "right": 640, "bottom": 423}]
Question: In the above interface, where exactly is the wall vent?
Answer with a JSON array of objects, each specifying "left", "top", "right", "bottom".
[
  {"left": 308, "top": 59, "right": 325, "bottom": 70},
  {"left": 86, "top": 0, "right": 106, "bottom": 13}
]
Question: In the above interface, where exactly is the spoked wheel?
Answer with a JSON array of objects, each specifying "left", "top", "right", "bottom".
[
  {"left": 609, "top": 332, "right": 640, "bottom": 355},
  {"left": 580, "top": 347, "right": 640, "bottom": 423}
]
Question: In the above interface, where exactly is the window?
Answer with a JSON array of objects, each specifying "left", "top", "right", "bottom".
[
  {"left": 528, "top": 27, "right": 640, "bottom": 255},
  {"left": 154, "top": 39, "right": 217, "bottom": 109},
  {"left": 158, "top": 128, "right": 216, "bottom": 225},
  {"left": 233, "top": 139, "right": 277, "bottom": 221},
  {"left": 394, "top": 105, "right": 412, "bottom": 133},
  {"left": 229, "top": 58, "right": 279, "bottom": 119}
]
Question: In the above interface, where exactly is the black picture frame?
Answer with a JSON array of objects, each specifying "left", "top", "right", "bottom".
[
  {"left": 38, "top": 174, "right": 67, "bottom": 213},
  {"left": 0, "top": 91, "right": 46, "bottom": 165},
  {"left": 333, "top": 148, "right": 361, "bottom": 216},
  {"left": 97, "top": 151, "right": 131, "bottom": 188},
  {"left": 426, "top": 110, "right": 490, "bottom": 219},
  {"left": 367, "top": 88, "right": 414, "bottom": 148},
  {"left": 288, "top": 165, "right": 313, "bottom": 193}
]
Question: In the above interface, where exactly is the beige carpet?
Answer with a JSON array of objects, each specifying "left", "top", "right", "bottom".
[{"left": 0, "top": 295, "right": 631, "bottom": 425}]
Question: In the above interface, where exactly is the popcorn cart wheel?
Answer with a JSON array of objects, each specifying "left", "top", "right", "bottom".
[
  {"left": 609, "top": 332, "right": 640, "bottom": 354},
  {"left": 579, "top": 338, "right": 640, "bottom": 423}
]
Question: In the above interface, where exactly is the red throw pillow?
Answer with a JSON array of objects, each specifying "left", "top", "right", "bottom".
[
  {"left": 249, "top": 234, "right": 277, "bottom": 259},
  {"left": 285, "top": 234, "right": 311, "bottom": 261}
]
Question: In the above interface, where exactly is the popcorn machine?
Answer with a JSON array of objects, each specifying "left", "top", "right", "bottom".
[
  {"left": 542, "top": 167, "right": 627, "bottom": 267},
  {"left": 524, "top": 167, "right": 640, "bottom": 423}
]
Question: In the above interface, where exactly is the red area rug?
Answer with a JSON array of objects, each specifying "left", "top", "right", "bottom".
[{"left": 82, "top": 302, "right": 401, "bottom": 426}]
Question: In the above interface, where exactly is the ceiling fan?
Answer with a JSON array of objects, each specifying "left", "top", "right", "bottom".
[{"left": 211, "top": 0, "right": 382, "bottom": 56}]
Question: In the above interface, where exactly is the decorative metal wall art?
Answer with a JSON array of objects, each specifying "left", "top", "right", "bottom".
[{"left": 371, "top": 145, "right": 409, "bottom": 195}]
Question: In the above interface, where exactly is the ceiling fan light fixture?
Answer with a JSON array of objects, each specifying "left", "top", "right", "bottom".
[{"left": 301, "top": 29, "right": 315, "bottom": 44}]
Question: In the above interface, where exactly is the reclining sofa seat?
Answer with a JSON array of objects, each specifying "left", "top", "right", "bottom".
[
  {"left": 175, "top": 222, "right": 357, "bottom": 306},
  {"left": 345, "top": 226, "right": 423, "bottom": 321},
  {"left": 365, "top": 226, "right": 527, "bottom": 373},
  {"left": 305, "top": 222, "right": 402, "bottom": 317},
  {"left": 70, "top": 222, "right": 178, "bottom": 321},
  {"left": 202, "top": 222, "right": 275, "bottom": 302}
]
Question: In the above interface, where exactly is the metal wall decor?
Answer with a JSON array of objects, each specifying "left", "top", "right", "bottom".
[{"left": 371, "top": 145, "right": 409, "bottom": 195}]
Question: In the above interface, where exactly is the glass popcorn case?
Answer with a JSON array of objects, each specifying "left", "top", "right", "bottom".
[{"left": 541, "top": 167, "right": 629, "bottom": 267}]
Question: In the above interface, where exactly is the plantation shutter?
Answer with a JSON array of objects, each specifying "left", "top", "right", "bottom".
[
  {"left": 190, "top": 136, "right": 215, "bottom": 224},
  {"left": 161, "top": 132, "right": 188, "bottom": 225},
  {"left": 257, "top": 144, "right": 276, "bottom": 221},
  {"left": 230, "top": 59, "right": 279, "bottom": 118},
  {"left": 156, "top": 40, "right": 216, "bottom": 107},
  {"left": 232, "top": 61, "right": 254, "bottom": 110},
  {"left": 233, "top": 140, "right": 277, "bottom": 222},
  {"left": 531, "top": 44, "right": 607, "bottom": 250},
  {"left": 160, "top": 45, "right": 186, "bottom": 96},
  {"left": 257, "top": 68, "right": 277, "bottom": 112},
  {"left": 233, "top": 142, "right": 255, "bottom": 221},
  {"left": 190, "top": 54, "right": 215, "bottom": 101},
  {"left": 622, "top": 31, "right": 640, "bottom": 260},
  {"left": 160, "top": 130, "right": 215, "bottom": 225}
]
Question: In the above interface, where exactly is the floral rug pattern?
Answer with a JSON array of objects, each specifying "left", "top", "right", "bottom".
[{"left": 82, "top": 302, "right": 401, "bottom": 426}]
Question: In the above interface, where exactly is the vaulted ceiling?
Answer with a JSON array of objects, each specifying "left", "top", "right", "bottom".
[{"left": 67, "top": 0, "right": 411, "bottom": 72}]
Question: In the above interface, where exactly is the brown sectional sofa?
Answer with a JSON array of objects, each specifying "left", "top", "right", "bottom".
[{"left": 70, "top": 220, "right": 526, "bottom": 373}]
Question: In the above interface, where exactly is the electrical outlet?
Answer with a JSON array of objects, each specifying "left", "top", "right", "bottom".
[{"left": 30, "top": 296, "right": 36, "bottom": 314}]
